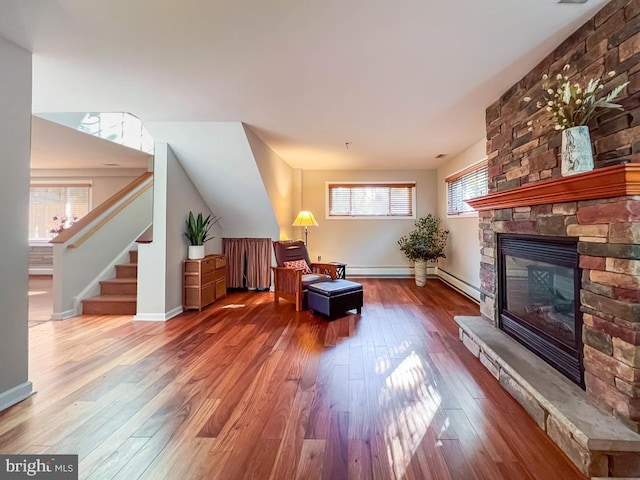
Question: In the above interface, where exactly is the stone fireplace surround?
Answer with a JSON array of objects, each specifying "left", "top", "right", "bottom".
[
  {"left": 459, "top": 165, "right": 640, "bottom": 477},
  {"left": 472, "top": 157, "right": 640, "bottom": 436},
  {"left": 453, "top": 1, "right": 640, "bottom": 475}
]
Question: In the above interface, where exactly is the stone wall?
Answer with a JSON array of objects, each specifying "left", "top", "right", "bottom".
[
  {"left": 486, "top": 0, "right": 640, "bottom": 195},
  {"left": 481, "top": 0, "right": 640, "bottom": 430}
]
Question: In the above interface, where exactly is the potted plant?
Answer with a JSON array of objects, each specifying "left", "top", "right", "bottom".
[
  {"left": 398, "top": 214, "right": 448, "bottom": 286},
  {"left": 184, "top": 211, "right": 220, "bottom": 259}
]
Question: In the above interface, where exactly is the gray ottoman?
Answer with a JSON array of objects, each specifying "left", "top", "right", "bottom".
[{"left": 307, "top": 279, "right": 363, "bottom": 318}]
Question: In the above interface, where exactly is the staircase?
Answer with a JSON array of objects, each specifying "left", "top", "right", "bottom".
[{"left": 82, "top": 250, "right": 138, "bottom": 315}]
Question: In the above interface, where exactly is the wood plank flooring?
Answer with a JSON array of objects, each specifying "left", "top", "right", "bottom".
[
  {"left": 3, "top": 278, "right": 586, "bottom": 479},
  {"left": 28, "top": 275, "right": 53, "bottom": 327}
]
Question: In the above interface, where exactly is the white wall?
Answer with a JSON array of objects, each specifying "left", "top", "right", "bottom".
[
  {"left": 0, "top": 37, "right": 34, "bottom": 410},
  {"left": 244, "top": 125, "right": 294, "bottom": 241},
  {"left": 302, "top": 169, "right": 438, "bottom": 276},
  {"left": 136, "top": 148, "right": 169, "bottom": 319},
  {"left": 436, "top": 138, "right": 486, "bottom": 300},
  {"left": 145, "top": 122, "right": 280, "bottom": 241},
  {"left": 30, "top": 168, "right": 147, "bottom": 207},
  {"left": 165, "top": 146, "right": 221, "bottom": 311},
  {"left": 136, "top": 143, "right": 219, "bottom": 320}
]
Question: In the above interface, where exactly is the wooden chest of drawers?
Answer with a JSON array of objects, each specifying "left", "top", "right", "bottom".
[{"left": 183, "top": 254, "right": 227, "bottom": 311}]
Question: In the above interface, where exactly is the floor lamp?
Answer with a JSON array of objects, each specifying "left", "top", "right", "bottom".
[{"left": 292, "top": 210, "right": 318, "bottom": 246}]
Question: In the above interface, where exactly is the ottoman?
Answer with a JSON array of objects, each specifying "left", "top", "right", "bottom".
[{"left": 307, "top": 279, "right": 363, "bottom": 318}]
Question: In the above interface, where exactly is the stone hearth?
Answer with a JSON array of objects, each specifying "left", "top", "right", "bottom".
[{"left": 456, "top": 316, "right": 640, "bottom": 478}]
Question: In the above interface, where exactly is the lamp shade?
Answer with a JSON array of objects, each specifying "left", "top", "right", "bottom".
[{"left": 292, "top": 210, "right": 319, "bottom": 227}]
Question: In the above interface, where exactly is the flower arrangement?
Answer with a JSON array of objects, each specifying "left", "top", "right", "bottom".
[
  {"left": 49, "top": 214, "right": 77, "bottom": 235},
  {"left": 524, "top": 64, "right": 629, "bottom": 131}
]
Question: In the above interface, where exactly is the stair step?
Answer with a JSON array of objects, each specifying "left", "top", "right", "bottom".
[
  {"left": 116, "top": 263, "right": 137, "bottom": 279},
  {"left": 129, "top": 250, "right": 138, "bottom": 264},
  {"left": 100, "top": 278, "right": 137, "bottom": 296},
  {"left": 82, "top": 295, "right": 137, "bottom": 315}
]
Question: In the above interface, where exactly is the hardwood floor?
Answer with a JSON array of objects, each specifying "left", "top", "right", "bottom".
[
  {"left": 3, "top": 278, "right": 586, "bottom": 479},
  {"left": 28, "top": 275, "right": 53, "bottom": 327}
]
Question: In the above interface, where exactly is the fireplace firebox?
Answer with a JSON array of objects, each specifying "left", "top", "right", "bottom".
[{"left": 498, "top": 234, "right": 583, "bottom": 387}]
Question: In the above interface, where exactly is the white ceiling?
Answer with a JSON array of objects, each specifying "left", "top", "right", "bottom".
[
  {"left": 31, "top": 116, "right": 150, "bottom": 170},
  {"left": 0, "top": 0, "right": 607, "bottom": 170}
]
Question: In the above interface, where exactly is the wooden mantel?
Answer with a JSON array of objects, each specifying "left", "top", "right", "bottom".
[{"left": 467, "top": 163, "right": 640, "bottom": 211}]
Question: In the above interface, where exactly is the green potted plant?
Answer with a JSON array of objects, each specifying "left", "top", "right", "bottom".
[
  {"left": 184, "top": 211, "right": 220, "bottom": 259},
  {"left": 398, "top": 214, "right": 448, "bottom": 286}
]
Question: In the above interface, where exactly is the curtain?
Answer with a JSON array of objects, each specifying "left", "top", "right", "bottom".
[
  {"left": 223, "top": 238, "right": 245, "bottom": 289},
  {"left": 222, "top": 238, "right": 272, "bottom": 290}
]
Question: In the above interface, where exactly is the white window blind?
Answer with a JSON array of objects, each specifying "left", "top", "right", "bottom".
[
  {"left": 446, "top": 161, "right": 488, "bottom": 215},
  {"left": 328, "top": 183, "right": 415, "bottom": 218},
  {"left": 29, "top": 185, "right": 91, "bottom": 240}
]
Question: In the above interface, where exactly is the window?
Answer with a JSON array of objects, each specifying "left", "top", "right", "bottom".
[
  {"left": 446, "top": 160, "right": 488, "bottom": 216},
  {"left": 327, "top": 182, "right": 415, "bottom": 218},
  {"left": 29, "top": 184, "right": 91, "bottom": 240}
]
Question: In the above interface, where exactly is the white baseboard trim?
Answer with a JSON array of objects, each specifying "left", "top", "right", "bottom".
[
  {"left": 133, "top": 305, "right": 183, "bottom": 322},
  {"left": 0, "top": 381, "right": 35, "bottom": 412},
  {"left": 346, "top": 265, "right": 436, "bottom": 277},
  {"left": 50, "top": 309, "right": 77, "bottom": 320},
  {"left": 29, "top": 267, "right": 53, "bottom": 275},
  {"left": 436, "top": 268, "right": 481, "bottom": 303}
]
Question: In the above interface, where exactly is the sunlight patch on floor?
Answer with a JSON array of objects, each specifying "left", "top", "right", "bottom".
[
  {"left": 380, "top": 351, "right": 441, "bottom": 479},
  {"left": 28, "top": 290, "right": 47, "bottom": 296},
  {"left": 375, "top": 355, "right": 391, "bottom": 375}
]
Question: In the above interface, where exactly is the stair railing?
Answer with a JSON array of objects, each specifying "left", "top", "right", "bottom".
[{"left": 49, "top": 172, "right": 154, "bottom": 319}]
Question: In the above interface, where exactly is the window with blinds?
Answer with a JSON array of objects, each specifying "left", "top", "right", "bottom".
[
  {"left": 29, "top": 184, "right": 91, "bottom": 240},
  {"left": 445, "top": 160, "right": 488, "bottom": 215},
  {"left": 327, "top": 182, "right": 415, "bottom": 218}
]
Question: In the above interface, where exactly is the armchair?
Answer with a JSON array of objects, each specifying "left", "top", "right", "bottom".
[{"left": 272, "top": 240, "right": 338, "bottom": 311}]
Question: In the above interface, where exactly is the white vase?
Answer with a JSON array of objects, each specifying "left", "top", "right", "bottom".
[
  {"left": 414, "top": 259, "right": 427, "bottom": 287},
  {"left": 561, "top": 126, "right": 594, "bottom": 176},
  {"left": 188, "top": 245, "right": 205, "bottom": 259}
]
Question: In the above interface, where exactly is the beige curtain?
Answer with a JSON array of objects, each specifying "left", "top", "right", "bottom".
[{"left": 222, "top": 238, "right": 271, "bottom": 290}]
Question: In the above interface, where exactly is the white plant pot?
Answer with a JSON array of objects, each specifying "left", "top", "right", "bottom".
[
  {"left": 561, "top": 126, "right": 594, "bottom": 176},
  {"left": 188, "top": 245, "right": 205, "bottom": 260},
  {"left": 414, "top": 259, "right": 427, "bottom": 287}
]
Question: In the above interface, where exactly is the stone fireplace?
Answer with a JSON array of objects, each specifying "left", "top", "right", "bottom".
[
  {"left": 474, "top": 0, "right": 640, "bottom": 430},
  {"left": 469, "top": 163, "right": 640, "bottom": 422},
  {"left": 456, "top": 0, "right": 640, "bottom": 476},
  {"left": 461, "top": 166, "right": 640, "bottom": 476}
]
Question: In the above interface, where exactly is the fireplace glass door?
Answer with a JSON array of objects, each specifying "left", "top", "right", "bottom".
[{"left": 498, "top": 235, "right": 583, "bottom": 387}]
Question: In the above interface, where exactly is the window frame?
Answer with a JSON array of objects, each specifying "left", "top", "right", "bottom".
[
  {"left": 445, "top": 159, "right": 488, "bottom": 218},
  {"left": 28, "top": 180, "right": 93, "bottom": 243},
  {"left": 325, "top": 181, "right": 417, "bottom": 220}
]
